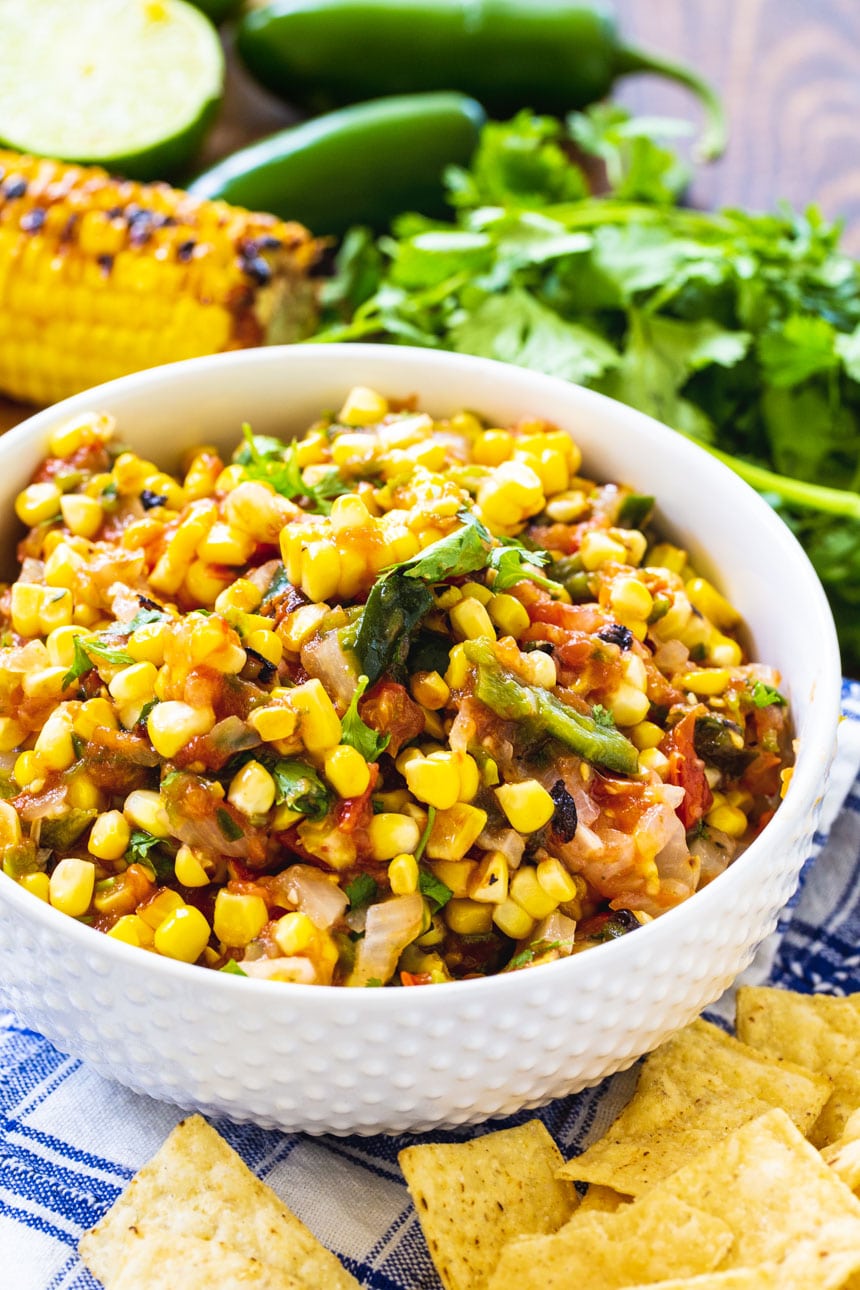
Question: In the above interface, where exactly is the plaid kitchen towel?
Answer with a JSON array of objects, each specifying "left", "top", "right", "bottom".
[{"left": 2, "top": 678, "right": 860, "bottom": 1290}]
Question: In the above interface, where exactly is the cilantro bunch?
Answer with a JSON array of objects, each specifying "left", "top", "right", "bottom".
[{"left": 318, "top": 106, "right": 860, "bottom": 673}]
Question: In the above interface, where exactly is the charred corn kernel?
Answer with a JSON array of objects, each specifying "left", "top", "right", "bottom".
[
  {"left": 108, "top": 662, "right": 157, "bottom": 707},
  {"left": 495, "top": 780, "right": 554, "bottom": 833},
  {"left": 14, "top": 751, "right": 43, "bottom": 788},
  {"left": 520, "top": 650, "right": 557, "bottom": 689},
  {"left": 369, "top": 813, "right": 421, "bottom": 862},
  {"left": 124, "top": 789, "right": 170, "bottom": 837},
  {"left": 137, "top": 889, "right": 185, "bottom": 930},
  {"left": 450, "top": 597, "right": 496, "bottom": 642},
  {"left": 107, "top": 915, "right": 147, "bottom": 947},
  {"left": 434, "top": 586, "right": 463, "bottom": 611},
  {"left": 477, "top": 460, "right": 544, "bottom": 529},
  {"left": 580, "top": 530, "right": 626, "bottom": 571},
  {"left": 428, "top": 859, "right": 476, "bottom": 898},
  {"left": 228, "top": 761, "right": 277, "bottom": 816},
  {"left": 244, "top": 628, "right": 283, "bottom": 666},
  {"left": 126, "top": 621, "right": 168, "bottom": 664},
  {"left": 147, "top": 702, "right": 215, "bottom": 759},
  {"left": 154, "top": 905, "right": 211, "bottom": 963},
  {"left": 388, "top": 852, "right": 419, "bottom": 895},
  {"left": 46, "top": 625, "right": 88, "bottom": 668},
  {"left": 143, "top": 472, "right": 184, "bottom": 511},
  {"left": 445, "top": 898, "right": 494, "bottom": 935},
  {"left": 425, "top": 802, "right": 487, "bottom": 862},
  {"left": 473, "top": 429, "right": 514, "bottom": 465},
  {"left": 0, "top": 800, "right": 22, "bottom": 846},
  {"left": 488, "top": 593, "right": 530, "bottom": 637},
  {"left": 66, "top": 773, "right": 104, "bottom": 811},
  {"left": 213, "top": 890, "right": 269, "bottom": 947},
  {"left": 214, "top": 579, "right": 263, "bottom": 615},
  {"left": 0, "top": 718, "right": 24, "bottom": 752},
  {"left": 609, "top": 684, "right": 650, "bottom": 727},
  {"left": 280, "top": 603, "right": 329, "bottom": 651},
  {"left": 197, "top": 522, "right": 256, "bottom": 565},
  {"left": 510, "top": 866, "right": 558, "bottom": 920},
  {"left": 638, "top": 747, "right": 670, "bottom": 777},
  {"left": 329, "top": 493, "right": 373, "bottom": 531},
  {"left": 59, "top": 494, "right": 102, "bottom": 539},
  {"left": 631, "top": 720, "right": 664, "bottom": 750},
  {"left": 184, "top": 559, "right": 234, "bottom": 606},
  {"left": 710, "top": 634, "right": 743, "bottom": 668},
  {"left": 23, "top": 666, "right": 68, "bottom": 700},
  {"left": 460, "top": 581, "right": 493, "bottom": 606},
  {"left": 410, "top": 670, "right": 450, "bottom": 710},
  {"left": 469, "top": 851, "right": 509, "bottom": 904},
  {"left": 74, "top": 698, "right": 118, "bottom": 739},
  {"left": 611, "top": 577, "right": 654, "bottom": 622},
  {"left": 34, "top": 708, "right": 76, "bottom": 771},
  {"left": 686, "top": 576, "right": 740, "bottom": 630},
  {"left": 338, "top": 386, "right": 388, "bottom": 426},
  {"left": 247, "top": 705, "right": 298, "bottom": 742},
  {"left": 405, "top": 752, "right": 461, "bottom": 811},
  {"left": 545, "top": 490, "right": 588, "bottom": 522},
  {"left": 493, "top": 898, "right": 536, "bottom": 941},
  {"left": 272, "top": 910, "right": 316, "bottom": 956},
  {"left": 49, "top": 857, "right": 95, "bottom": 917},
  {"left": 20, "top": 872, "right": 50, "bottom": 902},
  {"left": 705, "top": 802, "right": 748, "bottom": 838},
  {"left": 291, "top": 678, "right": 342, "bottom": 753},
  {"left": 536, "top": 857, "right": 579, "bottom": 904},
  {"left": 15, "top": 482, "right": 61, "bottom": 525},
  {"left": 456, "top": 753, "right": 480, "bottom": 803},
  {"left": 680, "top": 668, "right": 731, "bottom": 697},
  {"left": 88, "top": 811, "right": 131, "bottom": 861},
  {"left": 174, "top": 845, "right": 211, "bottom": 888},
  {"left": 324, "top": 744, "right": 371, "bottom": 798},
  {"left": 648, "top": 543, "right": 687, "bottom": 575}
]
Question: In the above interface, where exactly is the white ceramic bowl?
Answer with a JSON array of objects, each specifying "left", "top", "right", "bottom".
[{"left": 0, "top": 345, "right": 841, "bottom": 1135}]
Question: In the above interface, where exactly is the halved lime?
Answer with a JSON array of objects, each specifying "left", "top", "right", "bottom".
[{"left": 0, "top": 0, "right": 224, "bottom": 179}]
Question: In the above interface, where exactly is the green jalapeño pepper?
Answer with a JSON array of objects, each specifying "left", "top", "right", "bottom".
[
  {"left": 188, "top": 92, "right": 486, "bottom": 235},
  {"left": 238, "top": 0, "right": 725, "bottom": 160}
]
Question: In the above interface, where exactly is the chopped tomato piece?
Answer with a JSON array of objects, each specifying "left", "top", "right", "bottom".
[
  {"left": 360, "top": 680, "right": 424, "bottom": 757},
  {"left": 661, "top": 711, "right": 713, "bottom": 829}
]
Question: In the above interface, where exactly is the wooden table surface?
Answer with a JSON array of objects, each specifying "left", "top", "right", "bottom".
[{"left": 3, "top": 0, "right": 860, "bottom": 432}]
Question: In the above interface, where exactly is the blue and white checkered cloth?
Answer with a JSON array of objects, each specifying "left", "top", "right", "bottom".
[{"left": 3, "top": 680, "right": 860, "bottom": 1289}]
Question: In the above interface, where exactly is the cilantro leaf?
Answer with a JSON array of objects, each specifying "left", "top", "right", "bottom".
[
  {"left": 240, "top": 423, "right": 352, "bottom": 515},
  {"left": 418, "top": 866, "right": 453, "bottom": 912},
  {"left": 341, "top": 675, "right": 390, "bottom": 762},
  {"left": 591, "top": 704, "right": 616, "bottom": 728},
  {"left": 126, "top": 830, "right": 175, "bottom": 882},
  {"left": 750, "top": 681, "right": 787, "bottom": 708},
  {"left": 345, "top": 872, "right": 378, "bottom": 910},
  {"left": 487, "top": 542, "right": 560, "bottom": 592},
  {"left": 270, "top": 760, "right": 331, "bottom": 820},
  {"left": 63, "top": 635, "right": 95, "bottom": 688},
  {"left": 216, "top": 808, "right": 244, "bottom": 842}
]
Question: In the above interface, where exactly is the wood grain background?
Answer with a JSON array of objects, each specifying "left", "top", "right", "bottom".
[{"left": 3, "top": 0, "right": 860, "bottom": 431}]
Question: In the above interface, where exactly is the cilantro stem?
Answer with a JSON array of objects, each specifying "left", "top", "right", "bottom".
[
  {"left": 702, "top": 445, "right": 860, "bottom": 522},
  {"left": 414, "top": 805, "right": 436, "bottom": 863}
]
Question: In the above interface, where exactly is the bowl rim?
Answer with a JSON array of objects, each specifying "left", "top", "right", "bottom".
[{"left": 0, "top": 343, "right": 842, "bottom": 1005}]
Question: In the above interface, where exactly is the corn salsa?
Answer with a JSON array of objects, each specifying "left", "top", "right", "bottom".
[{"left": 0, "top": 391, "right": 792, "bottom": 986}]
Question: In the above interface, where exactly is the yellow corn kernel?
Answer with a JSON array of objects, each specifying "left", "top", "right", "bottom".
[
  {"left": 0, "top": 717, "right": 24, "bottom": 752},
  {"left": 488, "top": 593, "right": 530, "bottom": 638},
  {"left": 137, "top": 888, "right": 185, "bottom": 930},
  {"left": 610, "top": 576, "right": 654, "bottom": 623},
  {"left": 20, "top": 871, "right": 50, "bottom": 902},
  {"left": 88, "top": 811, "right": 131, "bottom": 862},
  {"left": 638, "top": 747, "right": 670, "bottom": 777},
  {"left": 15, "top": 482, "right": 61, "bottom": 526},
  {"left": 0, "top": 800, "right": 22, "bottom": 846},
  {"left": 228, "top": 761, "right": 277, "bottom": 816},
  {"left": 545, "top": 490, "right": 588, "bottom": 523},
  {"left": 184, "top": 560, "right": 235, "bottom": 607},
  {"left": 60, "top": 494, "right": 103, "bottom": 539},
  {"left": 536, "top": 857, "right": 579, "bottom": 905},
  {"left": 477, "top": 460, "right": 544, "bottom": 529},
  {"left": 147, "top": 702, "right": 216, "bottom": 759},
  {"left": 112, "top": 452, "right": 155, "bottom": 493},
  {"left": 648, "top": 543, "right": 688, "bottom": 575},
  {"left": 23, "top": 666, "right": 68, "bottom": 701},
  {"left": 272, "top": 910, "right": 316, "bottom": 956},
  {"left": 183, "top": 448, "right": 222, "bottom": 501},
  {"left": 455, "top": 752, "right": 480, "bottom": 803},
  {"left": 153, "top": 905, "right": 211, "bottom": 963},
  {"left": 444, "top": 642, "right": 472, "bottom": 691},
  {"left": 14, "top": 751, "right": 43, "bottom": 789},
  {"left": 686, "top": 576, "right": 740, "bottom": 630},
  {"left": 609, "top": 684, "right": 650, "bottom": 727},
  {"left": 388, "top": 852, "right": 419, "bottom": 896},
  {"left": 330, "top": 432, "right": 378, "bottom": 469},
  {"left": 40, "top": 588, "right": 74, "bottom": 633},
  {"left": 49, "top": 412, "right": 111, "bottom": 458},
  {"left": 107, "top": 914, "right": 147, "bottom": 947},
  {"left": 680, "top": 668, "right": 731, "bottom": 697},
  {"left": 247, "top": 704, "right": 298, "bottom": 743},
  {"left": 245, "top": 628, "right": 283, "bottom": 666},
  {"left": 73, "top": 604, "right": 102, "bottom": 628},
  {"left": 214, "top": 579, "right": 263, "bottom": 615},
  {"left": 617, "top": 528, "right": 647, "bottom": 566},
  {"left": 324, "top": 744, "right": 371, "bottom": 798},
  {"left": 459, "top": 580, "right": 493, "bottom": 607},
  {"left": 123, "top": 789, "right": 170, "bottom": 837},
  {"left": 126, "top": 621, "right": 168, "bottom": 664},
  {"left": 726, "top": 788, "right": 754, "bottom": 811},
  {"left": 428, "top": 858, "right": 476, "bottom": 898},
  {"left": 494, "top": 780, "right": 555, "bottom": 833},
  {"left": 472, "top": 429, "right": 514, "bottom": 466},
  {"left": 34, "top": 708, "right": 76, "bottom": 771},
  {"left": 302, "top": 544, "right": 343, "bottom": 604},
  {"left": 492, "top": 898, "right": 536, "bottom": 941},
  {"left": 425, "top": 802, "right": 487, "bottom": 862},
  {"left": 410, "top": 670, "right": 450, "bottom": 711},
  {"left": 66, "top": 773, "right": 105, "bottom": 812},
  {"left": 705, "top": 802, "right": 748, "bottom": 839},
  {"left": 469, "top": 851, "right": 509, "bottom": 904},
  {"left": 510, "top": 866, "right": 558, "bottom": 920},
  {"left": 10, "top": 582, "right": 52, "bottom": 636},
  {"left": 49, "top": 857, "right": 95, "bottom": 917},
  {"left": 215, "top": 464, "right": 246, "bottom": 493},
  {"left": 404, "top": 752, "right": 461, "bottom": 811},
  {"left": 450, "top": 597, "right": 496, "bottom": 643},
  {"left": 280, "top": 603, "right": 330, "bottom": 652},
  {"left": 44, "top": 542, "right": 85, "bottom": 590},
  {"left": 338, "top": 385, "right": 388, "bottom": 426},
  {"left": 108, "top": 662, "right": 158, "bottom": 707},
  {"left": 631, "top": 721, "right": 664, "bottom": 751},
  {"left": 580, "top": 530, "right": 627, "bottom": 571},
  {"left": 445, "top": 898, "right": 494, "bottom": 935},
  {"left": 434, "top": 586, "right": 462, "bottom": 611},
  {"left": 213, "top": 890, "right": 269, "bottom": 947},
  {"left": 519, "top": 649, "right": 557, "bottom": 689},
  {"left": 295, "top": 432, "right": 328, "bottom": 466},
  {"left": 143, "top": 472, "right": 185, "bottom": 511},
  {"left": 46, "top": 625, "right": 88, "bottom": 668},
  {"left": 369, "top": 813, "right": 422, "bottom": 862},
  {"left": 174, "top": 845, "right": 211, "bottom": 888},
  {"left": 197, "top": 522, "right": 256, "bottom": 566},
  {"left": 73, "top": 698, "right": 118, "bottom": 740},
  {"left": 291, "top": 678, "right": 342, "bottom": 754},
  {"left": 329, "top": 493, "right": 373, "bottom": 532},
  {"left": 710, "top": 634, "right": 743, "bottom": 668}
]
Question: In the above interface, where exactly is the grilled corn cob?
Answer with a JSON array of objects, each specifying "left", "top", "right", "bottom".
[{"left": 0, "top": 151, "right": 319, "bottom": 405}]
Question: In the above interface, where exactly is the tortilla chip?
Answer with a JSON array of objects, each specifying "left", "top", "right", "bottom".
[
  {"left": 78, "top": 1116, "right": 359, "bottom": 1290},
  {"left": 557, "top": 1019, "right": 830, "bottom": 1196},
  {"left": 736, "top": 986, "right": 860, "bottom": 1147},
  {"left": 577, "top": 1184, "right": 629, "bottom": 1214},
  {"left": 487, "top": 1193, "right": 733, "bottom": 1290},
  {"left": 647, "top": 1108, "right": 860, "bottom": 1288},
  {"left": 822, "top": 1108, "right": 860, "bottom": 1193},
  {"left": 626, "top": 1272, "right": 779, "bottom": 1289},
  {"left": 398, "top": 1120, "right": 576, "bottom": 1290},
  {"left": 96, "top": 1232, "right": 308, "bottom": 1290}
]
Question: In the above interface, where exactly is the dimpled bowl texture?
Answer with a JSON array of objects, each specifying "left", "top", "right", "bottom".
[{"left": 0, "top": 345, "right": 841, "bottom": 1135}]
